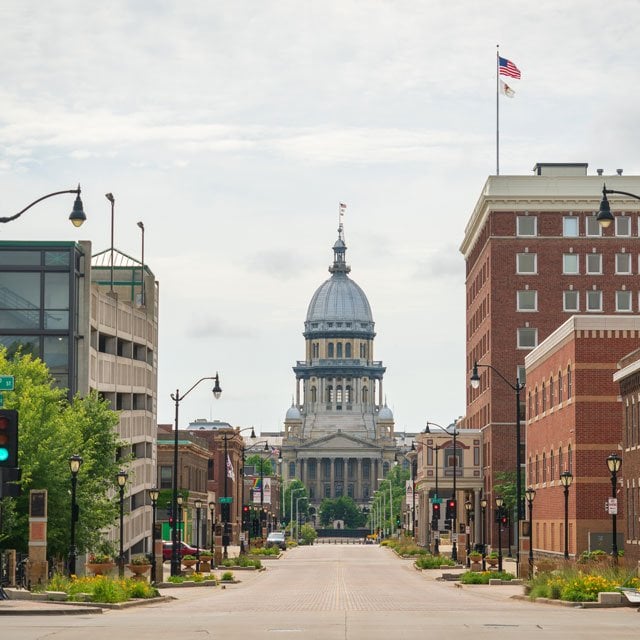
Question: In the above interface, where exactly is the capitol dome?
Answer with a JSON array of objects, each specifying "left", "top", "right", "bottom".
[
  {"left": 304, "top": 227, "right": 375, "bottom": 338},
  {"left": 285, "top": 405, "right": 302, "bottom": 421},
  {"left": 378, "top": 405, "right": 394, "bottom": 420}
]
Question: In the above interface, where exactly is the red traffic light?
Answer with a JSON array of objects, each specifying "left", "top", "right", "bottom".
[
  {"left": 433, "top": 503, "right": 440, "bottom": 512},
  {"left": 243, "top": 505, "right": 250, "bottom": 513}
]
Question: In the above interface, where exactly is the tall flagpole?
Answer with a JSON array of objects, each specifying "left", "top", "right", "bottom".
[{"left": 496, "top": 44, "right": 500, "bottom": 176}]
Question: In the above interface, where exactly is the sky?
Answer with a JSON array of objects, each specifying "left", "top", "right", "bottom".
[{"left": 1, "top": 1, "right": 639, "bottom": 435}]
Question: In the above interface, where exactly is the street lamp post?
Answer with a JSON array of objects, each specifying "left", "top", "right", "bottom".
[
  {"left": 177, "top": 494, "right": 184, "bottom": 555},
  {"left": 409, "top": 441, "right": 417, "bottom": 538},
  {"left": 426, "top": 441, "right": 444, "bottom": 555},
  {"left": 1, "top": 186, "right": 87, "bottom": 226},
  {"left": 194, "top": 499, "right": 202, "bottom": 572},
  {"left": 104, "top": 193, "right": 116, "bottom": 293},
  {"left": 464, "top": 500, "right": 472, "bottom": 567},
  {"left": 239, "top": 427, "right": 257, "bottom": 553},
  {"left": 597, "top": 184, "right": 640, "bottom": 228},
  {"left": 295, "top": 495, "right": 305, "bottom": 542},
  {"left": 208, "top": 501, "right": 215, "bottom": 555},
  {"left": 525, "top": 487, "right": 535, "bottom": 578},
  {"left": 169, "top": 374, "right": 222, "bottom": 577},
  {"left": 68, "top": 455, "right": 83, "bottom": 576},
  {"left": 559, "top": 471, "right": 573, "bottom": 560},
  {"left": 148, "top": 487, "right": 159, "bottom": 584},
  {"left": 480, "top": 497, "right": 487, "bottom": 571},
  {"left": 137, "top": 221, "right": 145, "bottom": 305},
  {"left": 426, "top": 421, "right": 459, "bottom": 561},
  {"left": 471, "top": 362, "right": 524, "bottom": 576},
  {"left": 290, "top": 487, "right": 303, "bottom": 540},
  {"left": 117, "top": 470, "right": 128, "bottom": 578},
  {"left": 495, "top": 495, "right": 504, "bottom": 573},
  {"left": 606, "top": 453, "right": 622, "bottom": 563}
]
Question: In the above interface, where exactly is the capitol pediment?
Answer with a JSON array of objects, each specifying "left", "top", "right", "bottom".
[{"left": 297, "top": 430, "right": 381, "bottom": 453}]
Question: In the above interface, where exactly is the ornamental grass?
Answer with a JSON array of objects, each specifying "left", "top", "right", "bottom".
[{"left": 46, "top": 573, "right": 158, "bottom": 603}]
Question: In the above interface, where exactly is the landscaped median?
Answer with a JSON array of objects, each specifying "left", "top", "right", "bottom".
[{"left": 380, "top": 538, "right": 459, "bottom": 569}]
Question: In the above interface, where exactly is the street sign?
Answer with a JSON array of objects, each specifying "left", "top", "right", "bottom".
[
  {"left": 0, "top": 376, "right": 14, "bottom": 391},
  {"left": 219, "top": 497, "right": 233, "bottom": 504},
  {"left": 431, "top": 497, "right": 442, "bottom": 504},
  {"left": 607, "top": 497, "right": 618, "bottom": 515}
]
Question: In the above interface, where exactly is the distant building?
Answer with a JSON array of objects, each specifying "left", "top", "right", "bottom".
[
  {"left": 525, "top": 315, "right": 640, "bottom": 558},
  {"left": 0, "top": 240, "right": 158, "bottom": 560},
  {"left": 460, "top": 163, "right": 640, "bottom": 547},
  {"left": 281, "top": 223, "right": 397, "bottom": 515}
]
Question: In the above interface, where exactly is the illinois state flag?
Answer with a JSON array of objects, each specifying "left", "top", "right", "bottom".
[
  {"left": 498, "top": 56, "right": 521, "bottom": 79},
  {"left": 500, "top": 80, "right": 516, "bottom": 98}
]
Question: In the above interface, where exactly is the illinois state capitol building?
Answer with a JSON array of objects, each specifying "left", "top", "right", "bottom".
[{"left": 280, "top": 223, "right": 398, "bottom": 509}]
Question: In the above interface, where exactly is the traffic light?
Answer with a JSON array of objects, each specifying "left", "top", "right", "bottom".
[
  {"left": 500, "top": 513, "right": 508, "bottom": 527},
  {"left": 445, "top": 499, "right": 456, "bottom": 520},
  {"left": 0, "top": 409, "right": 18, "bottom": 468},
  {"left": 395, "top": 515, "right": 401, "bottom": 528},
  {"left": 242, "top": 505, "right": 250, "bottom": 526},
  {"left": 167, "top": 504, "right": 174, "bottom": 527},
  {"left": 432, "top": 502, "right": 441, "bottom": 523}
]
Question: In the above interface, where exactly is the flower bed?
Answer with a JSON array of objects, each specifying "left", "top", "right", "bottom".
[
  {"left": 528, "top": 567, "right": 640, "bottom": 602},
  {"left": 414, "top": 554, "right": 456, "bottom": 570},
  {"left": 460, "top": 570, "right": 516, "bottom": 584},
  {"left": 44, "top": 573, "right": 159, "bottom": 603}
]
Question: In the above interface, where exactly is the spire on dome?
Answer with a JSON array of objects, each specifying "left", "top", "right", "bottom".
[{"left": 330, "top": 202, "right": 350, "bottom": 275}]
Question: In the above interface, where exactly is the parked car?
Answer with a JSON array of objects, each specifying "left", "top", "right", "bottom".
[
  {"left": 265, "top": 531, "right": 287, "bottom": 551},
  {"left": 162, "top": 541, "right": 200, "bottom": 561}
]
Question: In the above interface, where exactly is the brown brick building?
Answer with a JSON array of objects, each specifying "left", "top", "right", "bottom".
[
  {"left": 460, "top": 163, "right": 640, "bottom": 549},
  {"left": 525, "top": 316, "right": 640, "bottom": 559},
  {"left": 614, "top": 348, "right": 640, "bottom": 566}
]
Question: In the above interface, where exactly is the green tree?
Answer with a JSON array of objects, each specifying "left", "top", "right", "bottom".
[
  {"left": 318, "top": 496, "right": 365, "bottom": 527},
  {"left": 494, "top": 471, "right": 518, "bottom": 516},
  {"left": 245, "top": 454, "right": 273, "bottom": 476},
  {"left": 372, "top": 465, "right": 410, "bottom": 532},
  {"left": 299, "top": 523, "right": 317, "bottom": 545},
  {"left": 0, "top": 349, "right": 122, "bottom": 558}
]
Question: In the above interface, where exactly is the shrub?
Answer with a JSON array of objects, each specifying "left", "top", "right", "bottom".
[
  {"left": 168, "top": 575, "right": 186, "bottom": 583},
  {"left": 299, "top": 523, "right": 318, "bottom": 545},
  {"left": 129, "top": 554, "right": 150, "bottom": 565},
  {"left": 250, "top": 546, "right": 280, "bottom": 556},
  {"left": 415, "top": 555, "right": 455, "bottom": 570},
  {"left": 183, "top": 554, "right": 196, "bottom": 560},
  {"left": 460, "top": 571, "right": 515, "bottom": 584},
  {"left": 220, "top": 555, "right": 262, "bottom": 569},
  {"left": 221, "top": 571, "right": 234, "bottom": 581}
]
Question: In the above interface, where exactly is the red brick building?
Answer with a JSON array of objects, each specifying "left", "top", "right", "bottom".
[
  {"left": 614, "top": 348, "right": 640, "bottom": 566},
  {"left": 525, "top": 316, "right": 640, "bottom": 558},
  {"left": 460, "top": 163, "right": 640, "bottom": 548}
]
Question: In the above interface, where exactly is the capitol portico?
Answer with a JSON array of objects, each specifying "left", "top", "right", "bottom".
[{"left": 281, "top": 222, "right": 397, "bottom": 510}]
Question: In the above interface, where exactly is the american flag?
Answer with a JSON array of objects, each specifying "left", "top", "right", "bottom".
[{"left": 498, "top": 56, "right": 521, "bottom": 79}]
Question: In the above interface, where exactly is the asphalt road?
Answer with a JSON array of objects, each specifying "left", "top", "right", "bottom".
[{"left": 3, "top": 544, "right": 639, "bottom": 639}]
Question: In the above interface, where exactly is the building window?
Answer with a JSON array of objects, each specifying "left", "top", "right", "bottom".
[
  {"left": 327, "top": 343, "right": 334, "bottom": 357},
  {"left": 616, "top": 253, "right": 632, "bottom": 274},
  {"left": 616, "top": 216, "right": 631, "bottom": 236},
  {"left": 586, "top": 216, "right": 602, "bottom": 236},
  {"left": 517, "top": 290, "right": 537, "bottom": 311},
  {"left": 517, "top": 365, "right": 526, "bottom": 385},
  {"left": 336, "top": 385, "right": 343, "bottom": 403},
  {"left": 289, "top": 462, "right": 296, "bottom": 478},
  {"left": 563, "top": 290, "right": 579, "bottom": 312},
  {"left": 563, "top": 216, "right": 579, "bottom": 237},
  {"left": 549, "top": 376, "right": 554, "bottom": 407},
  {"left": 324, "top": 484, "right": 331, "bottom": 498},
  {"left": 517, "top": 327, "right": 538, "bottom": 349},
  {"left": 586, "top": 253, "right": 602, "bottom": 274},
  {"left": 160, "top": 466, "right": 172, "bottom": 489},
  {"left": 550, "top": 450, "right": 555, "bottom": 479},
  {"left": 567, "top": 366, "right": 572, "bottom": 398},
  {"left": 616, "top": 290, "right": 632, "bottom": 312},
  {"left": 558, "top": 447, "right": 563, "bottom": 474},
  {"left": 311, "top": 386, "right": 317, "bottom": 402},
  {"left": 345, "top": 342, "right": 352, "bottom": 358},
  {"left": 336, "top": 342, "right": 343, "bottom": 358},
  {"left": 362, "top": 386, "right": 368, "bottom": 404},
  {"left": 567, "top": 444, "right": 572, "bottom": 473},
  {"left": 327, "top": 385, "right": 334, "bottom": 402},
  {"left": 345, "top": 385, "right": 352, "bottom": 403},
  {"left": 516, "top": 253, "right": 537, "bottom": 274},
  {"left": 542, "top": 453, "right": 547, "bottom": 482},
  {"left": 541, "top": 382, "right": 546, "bottom": 412},
  {"left": 517, "top": 216, "right": 537, "bottom": 236},
  {"left": 586, "top": 290, "right": 602, "bottom": 312},
  {"left": 558, "top": 370, "right": 563, "bottom": 403},
  {"left": 535, "top": 455, "right": 539, "bottom": 483},
  {"left": 562, "top": 254, "right": 579, "bottom": 274}
]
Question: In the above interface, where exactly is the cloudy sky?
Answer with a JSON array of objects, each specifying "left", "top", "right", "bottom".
[{"left": 1, "top": 1, "right": 639, "bottom": 434}]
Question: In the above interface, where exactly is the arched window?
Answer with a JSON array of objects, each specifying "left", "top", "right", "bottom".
[
  {"left": 567, "top": 444, "right": 572, "bottom": 473},
  {"left": 382, "top": 461, "right": 390, "bottom": 476},
  {"left": 336, "top": 385, "right": 343, "bottom": 402},
  {"left": 337, "top": 342, "right": 343, "bottom": 358},
  {"left": 567, "top": 365, "right": 572, "bottom": 398},
  {"left": 328, "top": 343, "right": 334, "bottom": 358},
  {"left": 362, "top": 386, "right": 368, "bottom": 404},
  {"left": 327, "top": 385, "right": 334, "bottom": 402},
  {"left": 558, "top": 370, "right": 563, "bottom": 403},
  {"left": 542, "top": 382, "right": 546, "bottom": 412},
  {"left": 311, "top": 386, "right": 317, "bottom": 403},
  {"left": 542, "top": 452, "right": 547, "bottom": 482},
  {"left": 535, "top": 455, "right": 539, "bottom": 483},
  {"left": 289, "top": 462, "right": 296, "bottom": 478},
  {"left": 549, "top": 376, "right": 554, "bottom": 407},
  {"left": 535, "top": 387, "right": 539, "bottom": 415},
  {"left": 345, "top": 342, "right": 352, "bottom": 358},
  {"left": 312, "top": 343, "right": 319, "bottom": 358},
  {"left": 550, "top": 450, "right": 555, "bottom": 479},
  {"left": 345, "top": 385, "right": 352, "bottom": 403},
  {"left": 558, "top": 447, "right": 563, "bottom": 475}
]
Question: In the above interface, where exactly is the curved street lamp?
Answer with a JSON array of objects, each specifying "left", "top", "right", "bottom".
[
  {"left": 426, "top": 420, "right": 460, "bottom": 561},
  {"left": 470, "top": 361, "right": 524, "bottom": 576},
  {"left": 169, "top": 374, "right": 222, "bottom": 576},
  {"left": 606, "top": 453, "right": 622, "bottom": 563},
  {"left": 559, "top": 471, "right": 573, "bottom": 560},
  {"left": 597, "top": 184, "right": 640, "bottom": 228},
  {"left": 480, "top": 497, "right": 487, "bottom": 571},
  {"left": 0, "top": 186, "right": 86, "bottom": 226}
]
